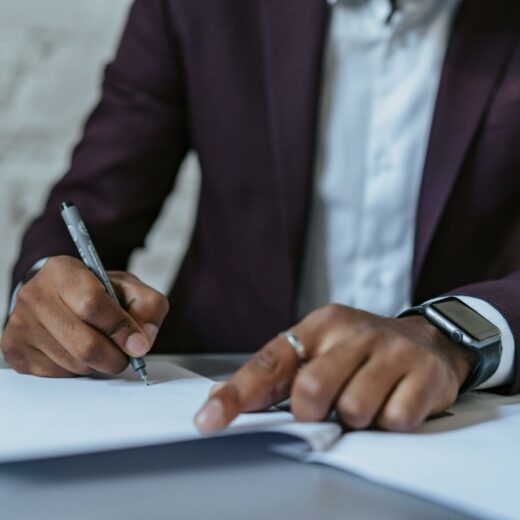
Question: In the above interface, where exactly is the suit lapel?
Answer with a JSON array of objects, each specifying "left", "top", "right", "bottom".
[
  {"left": 413, "top": 0, "right": 517, "bottom": 287},
  {"left": 260, "top": 0, "right": 329, "bottom": 291}
]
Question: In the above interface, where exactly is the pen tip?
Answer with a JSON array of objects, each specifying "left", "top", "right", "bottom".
[{"left": 143, "top": 375, "right": 150, "bottom": 386}]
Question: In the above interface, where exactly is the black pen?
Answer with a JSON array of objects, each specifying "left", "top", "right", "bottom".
[{"left": 60, "top": 202, "right": 150, "bottom": 385}]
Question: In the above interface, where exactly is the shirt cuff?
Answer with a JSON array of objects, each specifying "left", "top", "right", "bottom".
[
  {"left": 425, "top": 295, "right": 514, "bottom": 390},
  {"left": 8, "top": 258, "right": 49, "bottom": 315}
]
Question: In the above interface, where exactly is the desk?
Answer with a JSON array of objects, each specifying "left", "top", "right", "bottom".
[{"left": 0, "top": 355, "right": 473, "bottom": 520}]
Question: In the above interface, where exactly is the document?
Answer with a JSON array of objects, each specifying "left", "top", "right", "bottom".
[
  {"left": 1, "top": 361, "right": 518, "bottom": 520},
  {"left": 0, "top": 360, "right": 339, "bottom": 463}
]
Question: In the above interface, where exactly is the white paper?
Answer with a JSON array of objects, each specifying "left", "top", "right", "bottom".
[
  {"left": 309, "top": 392, "right": 520, "bottom": 520},
  {"left": 0, "top": 360, "right": 340, "bottom": 463},
  {"left": 6, "top": 359, "right": 515, "bottom": 520}
]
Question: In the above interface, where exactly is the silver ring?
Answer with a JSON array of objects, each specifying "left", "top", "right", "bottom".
[{"left": 279, "top": 330, "right": 308, "bottom": 363}]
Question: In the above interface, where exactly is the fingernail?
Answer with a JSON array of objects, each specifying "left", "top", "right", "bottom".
[
  {"left": 143, "top": 323, "right": 159, "bottom": 345},
  {"left": 125, "top": 332, "right": 149, "bottom": 357},
  {"left": 195, "top": 399, "right": 223, "bottom": 433}
]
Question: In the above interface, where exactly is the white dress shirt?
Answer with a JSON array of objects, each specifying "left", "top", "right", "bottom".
[{"left": 297, "top": 0, "right": 514, "bottom": 388}]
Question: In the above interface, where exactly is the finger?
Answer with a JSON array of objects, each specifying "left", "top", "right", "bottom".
[
  {"left": 195, "top": 384, "right": 241, "bottom": 434},
  {"left": 2, "top": 309, "right": 83, "bottom": 376},
  {"left": 378, "top": 371, "right": 438, "bottom": 432},
  {"left": 335, "top": 353, "right": 407, "bottom": 429},
  {"left": 195, "top": 335, "right": 301, "bottom": 433},
  {"left": 3, "top": 339, "right": 73, "bottom": 378},
  {"left": 209, "top": 381, "right": 227, "bottom": 397},
  {"left": 23, "top": 319, "right": 93, "bottom": 375},
  {"left": 59, "top": 270, "right": 152, "bottom": 358},
  {"left": 31, "top": 299, "right": 129, "bottom": 374},
  {"left": 290, "top": 343, "right": 369, "bottom": 422},
  {"left": 109, "top": 273, "right": 169, "bottom": 346}
]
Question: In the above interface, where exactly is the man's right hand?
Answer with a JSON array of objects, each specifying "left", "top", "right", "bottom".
[{"left": 0, "top": 256, "right": 169, "bottom": 377}]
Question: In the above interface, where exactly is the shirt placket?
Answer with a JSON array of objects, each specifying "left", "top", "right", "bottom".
[{"left": 352, "top": 18, "right": 399, "bottom": 315}]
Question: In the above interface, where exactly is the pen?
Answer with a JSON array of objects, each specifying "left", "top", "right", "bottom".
[{"left": 60, "top": 201, "right": 150, "bottom": 385}]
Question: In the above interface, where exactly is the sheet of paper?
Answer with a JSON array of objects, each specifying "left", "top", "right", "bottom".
[
  {"left": 309, "top": 392, "right": 520, "bottom": 520},
  {"left": 0, "top": 360, "right": 340, "bottom": 463}
]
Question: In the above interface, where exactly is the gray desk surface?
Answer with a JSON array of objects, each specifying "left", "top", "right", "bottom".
[{"left": 0, "top": 355, "right": 474, "bottom": 520}]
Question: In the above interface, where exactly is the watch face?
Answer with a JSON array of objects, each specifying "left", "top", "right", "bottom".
[{"left": 431, "top": 300, "right": 499, "bottom": 342}]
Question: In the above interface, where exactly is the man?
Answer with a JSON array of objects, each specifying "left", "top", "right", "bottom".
[{"left": 2, "top": 0, "right": 519, "bottom": 434}]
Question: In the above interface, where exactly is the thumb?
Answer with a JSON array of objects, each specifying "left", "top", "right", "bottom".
[{"left": 109, "top": 272, "right": 170, "bottom": 346}]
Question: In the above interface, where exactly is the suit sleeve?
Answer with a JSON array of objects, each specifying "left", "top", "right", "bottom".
[{"left": 10, "top": 0, "right": 190, "bottom": 293}]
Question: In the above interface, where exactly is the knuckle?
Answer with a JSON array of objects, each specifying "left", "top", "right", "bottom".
[
  {"left": 379, "top": 406, "right": 416, "bottom": 432},
  {"left": 387, "top": 338, "right": 415, "bottom": 362},
  {"left": 319, "top": 303, "right": 346, "bottom": 322},
  {"left": 143, "top": 289, "right": 160, "bottom": 305},
  {"left": 76, "top": 288, "right": 106, "bottom": 322},
  {"left": 118, "top": 271, "right": 138, "bottom": 282},
  {"left": 54, "top": 255, "right": 78, "bottom": 268},
  {"left": 306, "top": 304, "right": 351, "bottom": 338},
  {"left": 45, "top": 255, "right": 76, "bottom": 277},
  {"left": 337, "top": 395, "right": 370, "bottom": 428},
  {"left": 2, "top": 344, "right": 28, "bottom": 372},
  {"left": 47, "top": 255, "right": 65, "bottom": 267},
  {"left": 6, "top": 309, "right": 26, "bottom": 330},
  {"left": 294, "top": 372, "right": 325, "bottom": 400},
  {"left": 76, "top": 336, "right": 103, "bottom": 365},
  {"left": 16, "top": 283, "right": 34, "bottom": 305},
  {"left": 141, "top": 290, "right": 170, "bottom": 320},
  {"left": 42, "top": 256, "right": 59, "bottom": 272},
  {"left": 140, "top": 292, "right": 156, "bottom": 309},
  {"left": 42, "top": 255, "right": 61, "bottom": 271},
  {"left": 251, "top": 344, "right": 282, "bottom": 375}
]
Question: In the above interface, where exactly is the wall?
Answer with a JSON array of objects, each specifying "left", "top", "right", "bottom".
[{"left": 0, "top": 0, "right": 199, "bottom": 319}]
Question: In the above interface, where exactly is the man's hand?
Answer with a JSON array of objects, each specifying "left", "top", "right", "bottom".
[
  {"left": 195, "top": 304, "right": 478, "bottom": 433},
  {"left": 1, "top": 256, "right": 169, "bottom": 377}
]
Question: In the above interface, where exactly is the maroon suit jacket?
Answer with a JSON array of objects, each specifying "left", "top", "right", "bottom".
[{"left": 11, "top": 0, "right": 520, "bottom": 391}]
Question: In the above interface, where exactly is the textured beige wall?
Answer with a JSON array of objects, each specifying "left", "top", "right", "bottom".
[{"left": 0, "top": 0, "right": 200, "bottom": 319}]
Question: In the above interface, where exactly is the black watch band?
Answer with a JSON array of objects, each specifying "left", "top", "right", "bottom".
[{"left": 398, "top": 298, "right": 502, "bottom": 393}]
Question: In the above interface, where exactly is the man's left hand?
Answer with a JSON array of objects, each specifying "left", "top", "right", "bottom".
[{"left": 195, "top": 304, "right": 478, "bottom": 433}]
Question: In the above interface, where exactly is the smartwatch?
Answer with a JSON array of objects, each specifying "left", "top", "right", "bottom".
[{"left": 399, "top": 297, "right": 502, "bottom": 393}]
